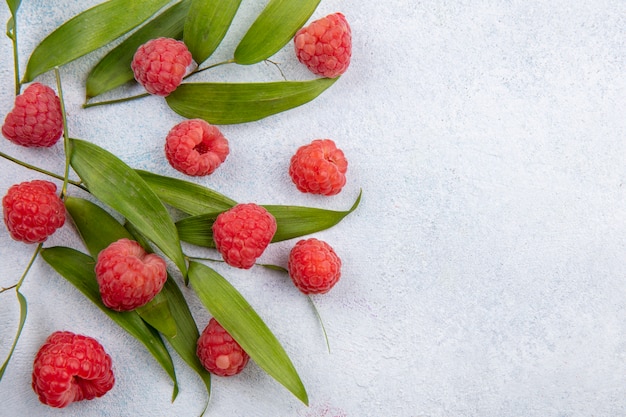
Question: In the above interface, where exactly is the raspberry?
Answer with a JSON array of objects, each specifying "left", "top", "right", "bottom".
[
  {"left": 289, "top": 139, "right": 348, "bottom": 196},
  {"left": 32, "top": 331, "right": 115, "bottom": 408},
  {"left": 131, "top": 37, "right": 193, "bottom": 96},
  {"left": 212, "top": 203, "right": 277, "bottom": 269},
  {"left": 2, "top": 180, "right": 65, "bottom": 243},
  {"left": 288, "top": 238, "right": 341, "bottom": 294},
  {"left": 165, "top": 119, "right": 229, "bottom": 176},
  {"left": 95, "top": 238, "right": 167, "bottom": 311},
  {"left": 2, "top": 82, "right": 63, "bottom": 147},
  {"left": 294, "top": 12, "right": 352, "bottom": 78},
  {"left": 196, "top": 318, "right": 249, "bottom": 377}
]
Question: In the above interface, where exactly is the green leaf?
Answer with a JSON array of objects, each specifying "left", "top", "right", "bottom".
[
  {"left": 183, "top": 0, "right": 241, "bottom": 64},
  {"left": 123, "top": 221, "right": 212, "bottom": 412},
  {"left": 86, "top": 0, "right": 192, "bottom": 99},
  {"left": 69, "top": 138, "right": 187, "bottom": 277},
  {"left": 166, "top": 78, "right": 337, "bottom": 124},
  {"left": 137, "top": 170, "right": 236, "bottom": 215},
  {"left": 188, "top": 261, "right": 308, "bottom": 405},
  {"left": 175, "top": 211, "right": 221, "bottom": 247},
  {"left": 266, "top": 189, "right": 361, "bottom": 242},
  {"left": 65, "top": 196, "right": 133, "bottom": 256},
  {"left": 5, "top": 0, "right": 21, "bottom": 16},
  {"left": 0, "top": 291, "right": 27, "bottom": 381},
  {"left": 159, "top": 274, "right": 212, "bottom": 412},
  {"left": 40, "top": 246, "right": 179, "bottom": 399},
  {"left": 65, "top": 196, "right": 177, "bottom": 338},
  {"left": 176, "top": 190, "right": 362, "bottom": 247},
  {"left": 23, "top": 0, "right": 171, "bottom": 82},
  {"left": 234, "top": 0, "right": 320, "bottom": 65}
]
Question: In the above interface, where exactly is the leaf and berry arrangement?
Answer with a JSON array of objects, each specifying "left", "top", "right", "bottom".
[{"left": 0, "top": 0, "right": 358, "bottom": 414}]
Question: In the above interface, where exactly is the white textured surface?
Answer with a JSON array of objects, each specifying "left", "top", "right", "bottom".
[{"left": 1, "top": 1, "right": 626, "bottom": 416}]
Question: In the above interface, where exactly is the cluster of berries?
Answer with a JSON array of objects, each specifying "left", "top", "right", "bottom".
[{"left": 1, "top": 11, "right": 352, "bottom": 410}]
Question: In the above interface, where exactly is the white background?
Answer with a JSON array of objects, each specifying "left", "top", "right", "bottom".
[{"left": 1, "top": 1, "right": 626, "bottom": 416}]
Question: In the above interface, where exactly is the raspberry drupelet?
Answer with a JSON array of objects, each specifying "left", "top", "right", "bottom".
[
  {"left": 32, "top": 331, "right": 115, "bottom": 408},
  {"left": 131, "top": 37, "right": 193, "bottom": 96},
  {"left": 95, "top": 238, "right": 167, "bottom": 311},
  {"left": 2, "top": 82, "right": 63, "bottom": 147},
  {"left": 288, "top": 238, "right": 342, "bottom": 294},
  {"left": 294, "top": 12, "right": 352, "bottom": 78},
  {"left": 197, "top": 318, "right": 250, "bottom": 377},
  {"left": 212, "top": 203, "right": 277, "bottom": 269},
  {"left": 289, "top": 139, "right": 348, "bottom": 196},
  {"left": 2, "top": 179, "right": 66, "bottom": 243},
  {"left": 165, "top": 119, "right": 229, "bottom": 176}
]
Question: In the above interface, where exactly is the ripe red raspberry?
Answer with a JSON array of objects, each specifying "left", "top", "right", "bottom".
[
  {"left": 196, "top": 318, "right": 249, "bottom": 377},
  {"left": 288, "top": 238, "right": 341, "bottom": 294},
  {"left": 2, "top": 82, "right": 63, "bottom": 147},
  {"left": 294, "top": 12, "right": 352, "bottom": 78},
  {"left": 165, "top": 119, "right": 229, "bottom": 176},
  {"left": 131, "top": 37, "right": 193, "bottom": 96},
  {"left": 32, "top": 331, "right": 115, "bottom": 408},
  {"left": 212, "top": 203, "right": 277, "bottom": 269},
  {"left": 2, "top": 180, "right": 65, "bottom": 243},
  {"left": 289, "top": 139, "right": 348, "bottom": 196},
  {"left": 95, "top": 238, "right": 167, "bottom": 311}
]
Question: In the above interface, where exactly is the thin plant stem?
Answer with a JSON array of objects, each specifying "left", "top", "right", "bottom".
[
  {"left": 83, "top": 92, "right": 150, "bottom": 109},
  {"left": 0, "top": 151, "right": 86, "bottom": 191},
  {"left": 54, "top": 67, "right": 71, "bottom": 199},
  {"left": 187, "top": 59, "right": 236, "bottom": 78},
  {"left": 8, "top": 18, "right": 21, "bottom": 95},
  {"left": 307, "top": 296, "right": 331, "bottom": 354},
  {"left": 0, "top": 243, "right": 43, "bottom": 380},
  {"left": 83, "top": 59, "right": 236, "bottom": 108}
]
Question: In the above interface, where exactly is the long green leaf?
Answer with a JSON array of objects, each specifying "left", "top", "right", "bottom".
[
  {"left": 184, "top": 0, "right": 241, "bottom": 64},
  {"left": 65, "top": 196, "right": 177, "bottom": 339},
  {"left": 234, "top": 0, "right": 320, "bottom": 65},
  {"left": 175, "top": 211, "right": 221, "bottom": 247},
  {"left": 69, "top": 138, "right": 187, "bottom": 277},
  {"left": 123, "top": 221, "right": 212, "bottom": 412},
  {"left": 166, "top": 78, "right": 337, "bottom": 124},
  {"left": 5, "top": 0, "right": 21, "bottom": 16},
  {"left": 159, "top": 275, "right": 212, "bottom": 413},
  {"left": 137, "top": 170, "right": 236, "bottom": 215},
  {"left": 23, "top": 0, "right": 170, "bottom": 82},
  {"left": 176, "top": 190, "right": 361, "bottom": 247},
  {"left": 0, "top": 291, "right": 27, "bottom": 380},
  {"left": 40, "top": 246, "right": 178, "bottom": 398},
  {"left": 188, "top": 261, "right": 308, "bottom": 405},
  {"left": 266, "top": 189, "right": 361, "bottom": 242},
  {"left": 86, "top": 0, "right": 192, "bottom": 99}
]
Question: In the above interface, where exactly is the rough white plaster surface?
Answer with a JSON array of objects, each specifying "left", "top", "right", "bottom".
[{"left": 1, "top": 1, "right": 625, "bottom": 416}]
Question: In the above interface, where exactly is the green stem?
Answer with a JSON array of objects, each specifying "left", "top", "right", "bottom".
[
  {"left": 0, "top": 243, "right": 42, "bottom": 380},
  {"left": 83, "top": 92, "right": 150, "bottom": 109},
  {"left": 83, "top": 59, "right": 236, "bottom": 109},
  {"left": 54, "top": 68, "right": 71, "bottom": 199},
  {"left": 186, "top": 59, "right": 235, "bottom": 79},
  {"left": 0, "top": 151, "right": 86, "bottom": 191},
  {"left": 8, "top": 15, "right": 21, "bottom": 95},
  {"left": 307, "top": 296, "right": 331, "bottom": 354}
]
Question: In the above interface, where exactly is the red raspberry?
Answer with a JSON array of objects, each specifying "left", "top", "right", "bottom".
[
  {"left": 212, "top": 203, "right": 277, "bottom": 269},
  {"left": 294, "top": 12, "right": 352, "bottom": 78},
  {"left": 2, "top": 180, "right": 65, "bottom": 243},
  {"left": 94, "top": 238, "right": 167, "bottom": 311},
  {"left": 288, "top": 238, "right": 341, "bottom": 294},
  {"left": 165, "top": 119, "right": 229, "bottom": 176},
  {"left": 32, "top": 331, "right": 115, "bottom": 408},
  {"left": 289, "top": 139, "right": 348, "bottom": 196},
  {"left": 2, "top": 82, "right": 63, "bottom": 147},
  {"left": 196, "top": 318, "right": 249, "bottom": 377},
  {"left": 131, "top": 37, "right": 193, "bottom": 96}
]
